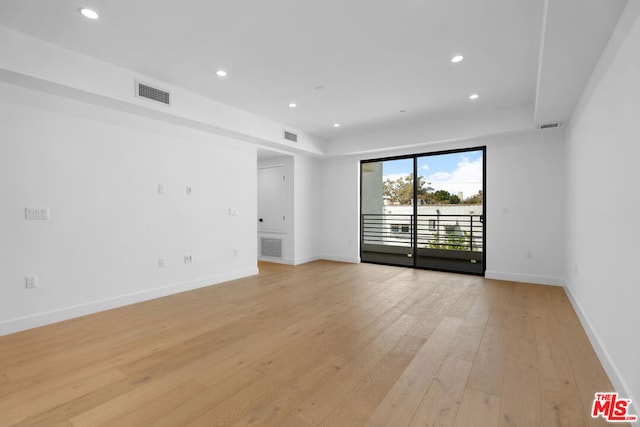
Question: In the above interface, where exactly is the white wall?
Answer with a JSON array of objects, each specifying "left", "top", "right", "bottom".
[
  {"left": 564, "top": 1, "right": 640, "bottom": 412},
  {"left": 485, "top": 130, "right": 565, "bottom": 285},
  {"left": 319, "top": 130, "right": 566, "bottom": 284},
  {"left": 0, "top": 82, "right": 258, "bottom": 335},
  {"left": 319, "top": 156, "right": 361, "bottom": 263},
  {"left": 293, "top": 154, "right": 323, "bottom": 264}
]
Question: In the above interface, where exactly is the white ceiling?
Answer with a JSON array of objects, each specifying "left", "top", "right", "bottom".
[{"left": 0, "top": 0, "right": 628, "bottom": 143}]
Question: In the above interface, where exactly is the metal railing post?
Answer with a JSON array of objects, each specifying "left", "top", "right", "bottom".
[{"left": 470, "top": 214, "right": 473, "bottom": 251}]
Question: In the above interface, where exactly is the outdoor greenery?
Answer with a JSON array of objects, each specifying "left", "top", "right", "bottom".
[
  {"left": 425, "top": 232, "right": 482, "bottom": 252},
  {"left": 383, "top": 174, "right": 482, "bottom": 205}
]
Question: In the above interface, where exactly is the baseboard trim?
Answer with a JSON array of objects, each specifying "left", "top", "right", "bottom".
[
  {"left": 563, "top": 285, "right": 639, "bottom": 419},
  {"left": 484, "top": 270, "right": 563, "bottom": 286},
  {"left": 319, "top": 254, "right": 361, "bottom": 264},
  {"left": 259, "top": 255, "right": 360, "bottom": 265},
  {"left": 258, "top": 256, "right": 295, "bottom": 265},
  {"left": 0, "top": 267, "right": 258, "bottom": 336},
  {"left": 293, "top": 255, "right": 323, "bottom": 265}
]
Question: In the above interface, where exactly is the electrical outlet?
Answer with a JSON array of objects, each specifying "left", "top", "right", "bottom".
[
  {"left": 159, "top": 257, "right": 165, "bottom": 268},
  {"left": 184, "top": 254, "right": 192, "bottom": 264},
  {"left": 158, "top": 184, "right": 165, "bottom": 194},
  {"left": 229, "top": 208, "right": 239, "bottom": 216},
  {"left": 186, "top": 186, "right": 192, "bottom": 195},
  {"left": 233, "top": 248, "right": 239, "bottom": 256},
  {"left": 25, "top": 275, "right": 38, "bottom": 289}
]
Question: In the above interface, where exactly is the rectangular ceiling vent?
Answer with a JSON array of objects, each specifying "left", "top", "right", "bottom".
[
  {"left": 135, "top": 81, "right": 171, "bottom": 105},
  {"left": 538, "top": 122, "right": 562, "bottom": 130},
  {"left": 283, "top": 130, "right": 298, "bottom": 143}
]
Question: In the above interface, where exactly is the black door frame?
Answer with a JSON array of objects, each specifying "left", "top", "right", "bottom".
[{"left": 360, "top": 146, "right": 486, "bottom": 276}]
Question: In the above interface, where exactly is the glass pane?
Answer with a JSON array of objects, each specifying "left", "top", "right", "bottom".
[
  {"left": 415, "top": 150, "right": 484, "bottom": 273},
  {"left": 361, "top": 158, "right": 414, "bottom": 266}
]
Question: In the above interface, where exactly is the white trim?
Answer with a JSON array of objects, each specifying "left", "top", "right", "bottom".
[
  {"left": 0, "top": 267, "right": 258, "bottom": 336},
  {"left": 258, "top": 256, "right": 295, "bottom": 265},
  {"left": 319, "top": 254, "right": 361, "bottom": 264},
  {"left": 259, "top": 255, "right": 360, "bottom": 265},
  {"left": 293, "top": 255, "right": 323, "bottom": 265},
  {"left": 563, "top": 285, "right": 639, "bottom": 419},
  {"left": 484, "top": 270, "right": 563, "bottom": 286}
]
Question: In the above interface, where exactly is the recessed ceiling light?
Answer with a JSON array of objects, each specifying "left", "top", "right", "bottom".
[
  {"left": 333, "top": 123, "right": 341, "bottom": 128},
  {"left": 288, "top": 102, "right": 297, "bottom": 108},
  {"left": 215, "top": 70, "right": 227, "bottom": 78},
  {"left": 80, "top": 8, "right": 99, "bottom": 20},
  {"left": 469, "top": 93, "right": 479, "bottom": 100},
  {"left": 451, "top": 55, "right": 464, "bottom": 63}
]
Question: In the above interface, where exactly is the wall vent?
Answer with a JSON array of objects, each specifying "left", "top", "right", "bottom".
[
  {"left": 283, "top": 130, "right": 298, "bottom": 142},
  {"left": 136, "top": 81, "right": 171, "bottom": 105},
  {"left": 538, "top": 122, "right": 562, "bottom": 130},
  {"left": 261, "top": 237, "right": 282, "bottom": 258}
]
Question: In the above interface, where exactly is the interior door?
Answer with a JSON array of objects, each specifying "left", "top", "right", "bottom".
[{"left": 258, "top": 166, "right": 286, "bottom": 232}]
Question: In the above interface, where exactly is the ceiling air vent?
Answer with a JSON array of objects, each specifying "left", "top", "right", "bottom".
[
  {"left": 283, "top": 130, "right": 298, "bottom": 143},
  {"left": 538, "top": 122, "right": 562, "bottom": 130},
  {"left": 135, "top": 81, "right": 171, "bottom": 105}
]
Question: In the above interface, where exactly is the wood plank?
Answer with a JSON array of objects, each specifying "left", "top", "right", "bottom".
[
  {"left": 541, "top": 388, "right": 589, "bottom": 427},
  {"left": 0, "top": 369, "right": 127, "bottom": 426},
  {"left": 0, "top": 260, "right": 620, "bottom": 426},
  {"left": 367, "top": 316, "right": 464, "bottom": 426},
  {"left": 453, "top": 387, "right": 501, "bottom": 426},
  {"left": 90, "top": 379, "right": 206, "bottom": 427},
  {"left": 500, "top": 336, "right": 543, "bottom": 426},
  {"left": 318, "top": 334, "right": 426, "bottom": 426},
  {"left": 534, "top": 315, "right": 580, "bottom": 396},
  {"left": 293, "top": 313, "right": 419, "bottom": 425},
  {"left": 151, "top": 368, "right": 264, "bottom": 427},
  {"left": 466, "top": 324, "right": 508, "bottom": 396},
  {"left": 408, "top": 356, "right": 473, "bottom": 427}
]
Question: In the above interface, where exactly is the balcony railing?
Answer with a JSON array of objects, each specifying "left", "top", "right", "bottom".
[{"left": 362, "top": 213, "right": 483, "bottom": 252}]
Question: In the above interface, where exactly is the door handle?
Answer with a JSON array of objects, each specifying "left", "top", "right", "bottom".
[{"left": 259, "top": 218, "right": 263, "bottom": 222}]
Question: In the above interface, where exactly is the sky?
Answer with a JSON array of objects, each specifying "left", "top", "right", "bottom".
[{"left": 382, "top": 150, "right": 483, "bottom": 200}]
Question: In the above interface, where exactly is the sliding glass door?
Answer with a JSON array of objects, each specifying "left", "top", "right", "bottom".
[
  {"left": 360, "top": 147, "right": 485, "bottom": 275},
  {"left": 361, "top": 158, "right": 414, "bottom": 266}
]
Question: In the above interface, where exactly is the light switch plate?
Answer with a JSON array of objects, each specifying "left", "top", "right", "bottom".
[
  {"left": 25, "top": 207, "right": 49, "bottom": 220},
  {"left": 25, "top": 275, "right": 37, "bottom": 288}
]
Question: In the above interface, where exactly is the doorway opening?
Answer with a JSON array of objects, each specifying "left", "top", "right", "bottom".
[
  {"left": 360, "top": 147, "right": 485, "bottom": 275},
  {"left": 257, "top": 149, "right": 293, "bottom": 264}
]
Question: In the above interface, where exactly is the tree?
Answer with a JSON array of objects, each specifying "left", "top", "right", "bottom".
[
  {"left": 383, "top": 175, "right": 428, "bottom": 205},
  {"left": 383, "top": 175, "right": 481, "bottom": 205},
  {"left": 463, "top": 190, "right": 483, "bottom": 204},
  {"left": 434, "top": 189, "right": 452, "bottom": 203}
]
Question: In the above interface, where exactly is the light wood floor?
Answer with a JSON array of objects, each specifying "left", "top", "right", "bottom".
[{"left": 0, "top": 261, "right": 625, "bottom": 426}]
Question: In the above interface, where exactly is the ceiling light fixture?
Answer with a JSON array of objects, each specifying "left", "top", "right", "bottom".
[
  {"left": 333, "top": 123, "right": 341, "bottom": 128},
  {"left": 215, "top": 70, "right": 227, "bottom": 78},
  {"left": 80, "top": 8, "right": 99, "bottom": 19},
  {"left": 469, "top": 93, "right": 479, "bottom": 100},
  {"left": 451, "top": 55, "right": 464, "bottom": 63},
  {"left": 288, "top": 102, "right": 297, "bottom": 108}
]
